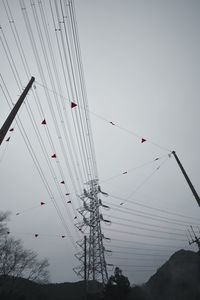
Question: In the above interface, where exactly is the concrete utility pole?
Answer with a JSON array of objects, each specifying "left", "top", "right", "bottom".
[
  {"left": 188, "top": 226, "right": 200, "bottom": 252},
  {"left": 172, "top": 151, "right": 200, "bottom": 207},
  {"left": 0, "top": 76, "right": 35, "bottom": 145}
]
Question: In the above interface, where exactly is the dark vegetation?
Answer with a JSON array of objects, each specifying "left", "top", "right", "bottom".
[
  {"left": 1, "top": 211, "right": 200, "bottom": 299},
  {"left": 0, "top": 211, "right": 49, "bottom": 299},
  {"left": 1, "top": 250, "right": 200, "bottom": 300}
]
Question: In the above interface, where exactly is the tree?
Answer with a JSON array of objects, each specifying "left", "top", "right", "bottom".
[
  {"left": 0, "top": 211, "right": 49, "bottom": 283},
  {"left": 0, "top": 211, "right": 9, "bottom": 235},
  {"left": 105, "top": 267, "right": 130, "bottom": 300}
]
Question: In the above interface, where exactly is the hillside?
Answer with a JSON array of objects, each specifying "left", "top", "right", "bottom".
[
  {"left": 1, "top": 250, "right": 200, "bottom": 300},
  {"left": 142, "top": 249, "right": 200, "bottom": 300},
  {"left": 0, "top": 277, "right": 86, "bottom": 300}
]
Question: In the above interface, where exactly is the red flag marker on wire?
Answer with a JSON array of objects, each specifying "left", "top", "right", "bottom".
[
  {"left": 41, "top": 119, "right": 46, "bottom": 125},
  {"left": 141, "top": 138, "right": 146, "bottom": 143},
  {"left": 67, "top": 200, "right": 71, "bottom": 204},
  {"left": 9, "top": 128, "right": 14, "bottom": 132},
  {"left": 71, "top": 102, "right": 77, "bottom": 108},
  {"left": 60, "top": 181, "right": 65, "bottom": 184},
  {"left": 40, "top": 202, "right": 45, "bottom": 206},
  {"left": 51, "top": 154, "right": 56, "bottom": 158},
  {"left": 35, "top": 234, "right": 39, "bottom": 238}
]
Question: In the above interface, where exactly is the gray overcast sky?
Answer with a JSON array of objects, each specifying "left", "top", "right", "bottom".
[{"left": 0, "top": 0, "right": 200, "bottom": 285}]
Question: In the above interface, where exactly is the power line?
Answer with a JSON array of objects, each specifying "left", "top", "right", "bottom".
[
  {"left": 104, "top": 202, "right": 200, "bottom": 227},
  {"left": 104, "top": 214, "right": 186, "bottom": 233},
  {"left": 109, "top": 194, "right": 200, "bottom": 221},
  {"left": 103, "top": 227, "right": 187, "bottom": 242}
]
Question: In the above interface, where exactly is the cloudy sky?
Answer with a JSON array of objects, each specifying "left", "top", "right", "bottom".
[{"left": 0, "top": 0, "right": 200, "bottom": 285}]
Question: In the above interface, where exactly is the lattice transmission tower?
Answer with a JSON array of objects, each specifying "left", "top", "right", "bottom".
[{"left": 73, "top": 179, "right": 111, "bottom": 287}]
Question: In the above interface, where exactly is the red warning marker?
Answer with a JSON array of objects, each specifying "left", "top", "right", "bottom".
[
  {"left": 40, "top": 202, "right": 45, "bottom": 206},
  {"left": 6, "top": 137, "right": 11, "bottom": 142},
  {"left": 67, "top": 200, "right": 71, "bottom": 204},
  {"left": 71, "top": 102, "right": 77, "bottom": 108},
  {"left": 9, "top": 128, "right": 14, "bottom": 132},
  {"left": 61, "top": 235, "right": 65, "bottom": 238},
  {"left": 141, "top": 138, "right": 146, "bottom": 143},
  {"left": 60, "top": 180, "right": 65, "bottom": 184},
  {"left": 51, "top": 154, "right": 56, "bottom": 158},
  {"left": 41, "top": 119, "right": 46, "bottom": 125},
  {"left": 35, "top": 234, "right": 39, "bottom": 238}
]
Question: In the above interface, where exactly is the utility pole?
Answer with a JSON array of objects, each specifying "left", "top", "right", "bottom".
[
  {"left": 188, "top": 226, "right": 200, "bottom": 252},
  {"left": 0, "top": 76, "right": 35, "bottom": 145},
  {"left": 172, "top": 151, "right": 200, "bottom": 207}
]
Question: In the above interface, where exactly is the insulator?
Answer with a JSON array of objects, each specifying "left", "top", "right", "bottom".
[
  {"left": 102, "top": 234, "right": 111, "bottom": 241},
  {"left": 99, "top": 199, "right": 110, "bottom": 209},
  {"left": 98, "top": 185, "right": 108, "bottom": 196},
  {"left": 105, "top": 249, "right": 112, "bottom": 253},
  {"left": 100, "top": 214, "right": 111, "bottom": 224},
  {"left": 102, "top": 204, "right": 110, "bottom": 209},
  {"left": 103, "top": 219, "right": 111, "bottom": 224}
]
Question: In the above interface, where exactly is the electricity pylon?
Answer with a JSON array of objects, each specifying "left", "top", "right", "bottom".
[{"left": 74, "top": 179, "right": 111, "bottom": 290}]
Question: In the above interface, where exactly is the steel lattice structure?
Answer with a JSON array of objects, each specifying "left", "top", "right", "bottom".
[{"left": 74, "top": 179, "right": 111, "bottom": 287}]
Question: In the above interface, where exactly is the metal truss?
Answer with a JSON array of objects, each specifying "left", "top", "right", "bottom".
[{"left": 74, "top": 179, "right": 111, "bottom": 286}]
